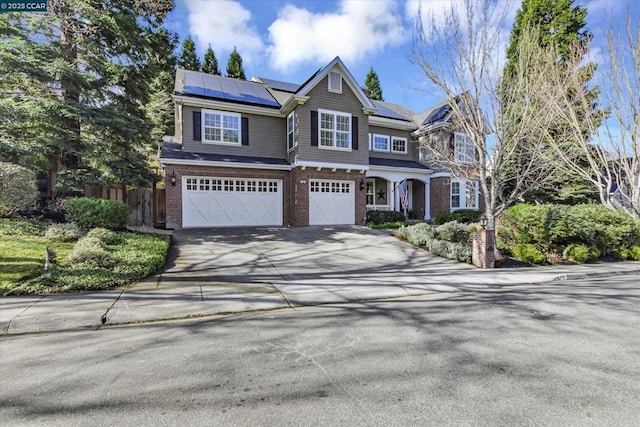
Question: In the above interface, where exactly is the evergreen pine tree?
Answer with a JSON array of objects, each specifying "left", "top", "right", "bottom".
[
  {"left": 202, "top": 45, "right": 221, "bottom": 75},
  {"left": 226, "top": 47, "right": 246, "bottom": 80},
  {"left": 178, "top": 35, "right": 201, "bottom": 71},
  {"left": 364, "top": 67, "right": 384, "bottom": 101},
  {"left": 501, "top": 0, "right": 600, "bottom": 204}
]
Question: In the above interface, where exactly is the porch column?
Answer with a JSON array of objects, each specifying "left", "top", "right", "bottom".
[
  {"left": 424, "top": 181, "right": 430, "bottom": 221},
  {"left": 393, "top": 181, "right": 399, "bottom": 212}
]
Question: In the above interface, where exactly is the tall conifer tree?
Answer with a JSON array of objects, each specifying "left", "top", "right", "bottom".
[
  {"left": 226, "top": 47, "right": 246, "bottom": 80},
  {"left": 364, "top": 67, "right": 384, "bottom": 101},
  {"left": 202, "top": 45, "right": 221, "bottom": 75},
  {"left": 501, "top": 0, "right": 600, "bottom": 204},
  {"left": 178, "top": 35, "right": 201, "bottom": 71}
]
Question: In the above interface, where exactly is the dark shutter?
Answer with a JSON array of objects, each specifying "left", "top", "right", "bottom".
[
  {"left": 351, "top": 116, "right": 358, "bottom": 150},
  {"left": 311, "top": 111, "right": 318, "bottom": 147},
  {"left": 193, "top": 111, "right": 201, "bottom": 141},
  {"left": 241, "top": 117, "right": 249, "bottom": 145}
]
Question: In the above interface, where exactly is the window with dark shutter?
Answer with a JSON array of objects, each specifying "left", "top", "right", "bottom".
[
  {"left": 241, "top": 117, "right": 249, "bottom": 145},
  {"left": 351, "top": 116, "right": 358, "bottom": 150},
  {"left": 193, "top": 111, "right": 202, "bottom": 141},
  {"left": 311, "top": 111, "right": 318, "bottom": 147}
]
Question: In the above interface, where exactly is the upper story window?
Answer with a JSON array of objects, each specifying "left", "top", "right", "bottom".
[
  {"left": 319, "top": 109, "right": 351, "bottom": 150},
  {"left": 391, "top": 137, "right": 407, "bottom": 154},
  {"left": 372, "top": 134, "right": 389, "bottom": 152},
  {"left": 287, "top": 111, "right": 297, "bottom": 151},
  {"left": 203, "top": 109, "right": 241, "bottom": 145},
  {"left": 454, "top": 132, "right": 475, "bottom": 164},
  {"left": 328, "top": 71, "right": 342, "bottom": 93},
  {"left": 451, "top": 179, "right": 479, "bottom": 210}
]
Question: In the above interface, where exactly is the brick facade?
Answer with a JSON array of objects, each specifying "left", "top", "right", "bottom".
[
  {"left": 430, "top": 177, "right": 450, "bottom": 219},
  {"left": 411, "top": 180, "right": 425, "bottom": 220},
  {"left": 164, "top": 164, "right": 366, "bottom": 229},
  {"left": 290, "top": 167, "right": 366, "bottom": 227}
]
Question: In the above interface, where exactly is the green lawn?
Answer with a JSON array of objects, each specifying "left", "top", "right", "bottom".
[{"left": 0, "top": 218, "right": 170, "bottom": 295}]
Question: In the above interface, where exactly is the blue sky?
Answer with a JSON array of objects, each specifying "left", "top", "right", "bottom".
[{"left": 165, "top": 0, "right": 638, "bottom": 113}]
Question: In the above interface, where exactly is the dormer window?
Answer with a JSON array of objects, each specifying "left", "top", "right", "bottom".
[
  {"left": 454, "top": 132, "right": 475, "bottom": 164},
  {"left": 328, "top": 71, "right": 342, "bottom": 93}
]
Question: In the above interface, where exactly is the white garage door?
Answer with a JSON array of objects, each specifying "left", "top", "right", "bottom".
[
  {"left": 183, "top": 177, "right": 282, "bottom": 227},
  {"left": 309, "top": 179, "right": 355, "bottom": 225}
]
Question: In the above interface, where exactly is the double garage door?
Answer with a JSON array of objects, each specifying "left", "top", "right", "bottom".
[{"left": 182, "top": 176, "right": 354, "bottom": 227}]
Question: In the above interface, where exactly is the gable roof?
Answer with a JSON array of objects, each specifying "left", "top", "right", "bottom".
[
  {"left": 175, "top": 68, "right": 280, "bottom": 109},
  {"left": 295, "top": 57, "right": 376, "bottom": 113},
  {"left": 370, "top": 100, "right": 412, "bottom": 122}
]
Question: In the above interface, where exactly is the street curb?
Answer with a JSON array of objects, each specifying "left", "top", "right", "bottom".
[{"left": 552, "top": 268, "right": 640, "bottom": 281}]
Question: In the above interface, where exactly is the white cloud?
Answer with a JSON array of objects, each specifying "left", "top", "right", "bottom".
[
  {"left": 267, "top": 0, "right": 407, "bottom": 71},
  {"left": 184, "top": 0, "right": 264, "bottom": 65}
]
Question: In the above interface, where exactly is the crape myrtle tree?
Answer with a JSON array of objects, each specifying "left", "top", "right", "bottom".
[
  {"left": 177, "top": 35, "right": 201, "bottom": 71},
  {"left": 501, "top": 0, "right": 601, "bottom": 205},
  {"left": 202, "top": 44, "right": 221, "bottom": 75},
  {"left": 364, "top": 67, "right": 384, "bottom": 101},
  {"left": 540, "top": 13, "right": 640, "bottom": 218},
  {"left": 226, "top": 47, "right": 246, "bottom": 80},
  {"left": 0, "top": 0, "right": 176, "bottom": 196},
  {"left": 412, "top": 0, "right": 570, "bottom": 229}
]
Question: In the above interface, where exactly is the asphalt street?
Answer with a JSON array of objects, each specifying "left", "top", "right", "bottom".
[{"left": 1, "top": 275, "right": 639, "bottom": 426}]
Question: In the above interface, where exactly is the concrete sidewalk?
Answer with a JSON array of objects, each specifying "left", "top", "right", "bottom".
[{"left": 2, "top": 261, "right": 638, "bottom": 335}]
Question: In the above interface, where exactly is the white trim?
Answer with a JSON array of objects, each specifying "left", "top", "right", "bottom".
[
  {"left": 369, "top": 116, "right": 418, "bottom": 131},
  {"left": 296, "top": 57, "right": 376, "bottom": 112},
  {"left": 450, "top": 178, "right": 479, "bottom": 210},
  {"left": 318, "top": 108, "right": 352, "bottom": 151},
  {"left": 201, "top": 109, "right": 241, "bottom": 146},
  {"left": 293, "top": 160, "right": 368, "bottom": 172},
  {"left": 454, "top": 132, "right": 475, "bottom": 164},
  {"left": 174, "top": 95, "right": 283, "bottom": 117},
  {"left": 430, "top": 171, "right": 452, "bottom": 178},
  {"left": 391, "top": 136, "right": 408, "bottom": 154},
  {"left": 286, "top": 111, "right": 297, "bottom": 152},
  {"left": 328, "top": 71, "right": 342, "bottom": 93},
  {"left": 368, "top": 165, "right": 433, "bottom": 174},
  {"left": 372, "top": 134, "right": 390, "bottom": 152},
  {"left": 159, "top": 158, "right": 291, "bottom": 170}
]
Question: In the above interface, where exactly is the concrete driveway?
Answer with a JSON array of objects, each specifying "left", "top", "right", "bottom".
[{"left": 147, "top": 226, "right": 483, "bottom": 305}]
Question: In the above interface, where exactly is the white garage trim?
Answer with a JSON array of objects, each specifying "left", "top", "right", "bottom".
[
  {"left": 182, "top": 176, "right": 282, "bottom": 227},
  {"left": 309, "top": 179, "right": 355, "bottom": 225}
]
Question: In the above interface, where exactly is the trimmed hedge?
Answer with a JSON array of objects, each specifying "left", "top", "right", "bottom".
[
  {"left": 366, "top": 210, "right": 406, "bottom": 225},
  {"left": 65, "top": 198, "right": 129, "bottom": 231},
  {"left": 432, "top": 209, "right": 480, "bottom": 225},
  {"left": 499, "top": 204, "right": 640, "bottom": 257}
]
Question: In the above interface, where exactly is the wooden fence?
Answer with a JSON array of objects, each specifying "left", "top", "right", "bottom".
[{"left": 85, "top": 185, "right": 166, "bottom": 228}]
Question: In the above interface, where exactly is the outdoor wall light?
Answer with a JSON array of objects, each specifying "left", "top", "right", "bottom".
[
  {"left": 359, "top": 179, "right": 366, "bottom": 191},
  {"left": 170, "top": 170, "right": 176, "bottom": 187},
  {"left": 479, "top": 214, "right": 488, "bottom": 229}
]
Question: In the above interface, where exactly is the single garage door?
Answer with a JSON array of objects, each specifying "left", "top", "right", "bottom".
[
  {"left": 183, "top": 177, "right": 282, "bottom": 227},
  {"left": 309, "top": 179, "right": 355, "bottom": 225}
]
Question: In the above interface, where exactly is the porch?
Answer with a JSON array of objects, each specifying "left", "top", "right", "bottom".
[{"left": 365, "top": 176, "right": 429, "bottom": 220}]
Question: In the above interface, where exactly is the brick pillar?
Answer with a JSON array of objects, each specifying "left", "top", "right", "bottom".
[{"left": 472, "top": 229, "right": 495, "bottom": 269}]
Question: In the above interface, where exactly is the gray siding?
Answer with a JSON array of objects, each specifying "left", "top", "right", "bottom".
[
  {"left": 295, "top": 74, "right": 369, "bottom": 167},
  {"left": 367, "top": 126, "right": 418, "bottom": 161},
  {"left": 181, "top": 105, "right": 287, "bottom": 159}
]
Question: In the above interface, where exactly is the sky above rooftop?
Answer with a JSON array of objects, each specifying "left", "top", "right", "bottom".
[{"left": 165, "top": 0, "right": 638, "bottom": 113}]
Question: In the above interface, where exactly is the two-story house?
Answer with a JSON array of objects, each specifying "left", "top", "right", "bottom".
[{"left": 159, "top": 57, "right": 481, "bottom": 229}]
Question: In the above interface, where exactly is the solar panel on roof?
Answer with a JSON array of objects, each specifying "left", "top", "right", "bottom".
[
  {"left": 371, "top": 101, "right": 410, "bottom": 121},
  {"left": 181, "top": 71, "right": 280, "bottom": 108},
  {"left": 422, "top": 104, "right": 450, "bottom": 125},
  {"left": 260, "top": 77, "right": 301, "bottom": 93}
]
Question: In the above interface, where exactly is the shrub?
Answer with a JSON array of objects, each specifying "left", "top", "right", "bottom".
[
  {"left": 588, "top": 246, "right": 601, "bottom": 260},
  {"left": 402, "top": 222, "right": 436, "bottom": 246},
  {"left": 44, "top": 223, "right": 83, "bottom": 242},
  {"left": 0, "top": 162, "right": 38, "bottom": 217},
  {"left": 614, "top": 246, "right": 640, "bottom": 261},
  {"left": 499, "top": 204, "right": 640, "bottom": 256},
  {"left": 563, "top": 243, "right": 590, "bottom": 263},
  {"left": 65, "top": 198, "right": 129, "bottom": 230},
  {"left": 432, "top": 209, "right": 480, "bottom": 225},
  {"left": 86, "top": 227, "right": 122, "bottom": 245},
  {"left": 68, "top": 236, "right": 113, "bottom": 267},
  {"left": 366, "top": 210, "right": 406, "bottom": 225},
  {"left": 512, "top": 244, "right": 545, "bottom": 265},
  {"left": 435, "top": 221, "right": 474, "bottom": 244},
  {"left": 367, "top": 221, "right": 410, "bottom": 229}
]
